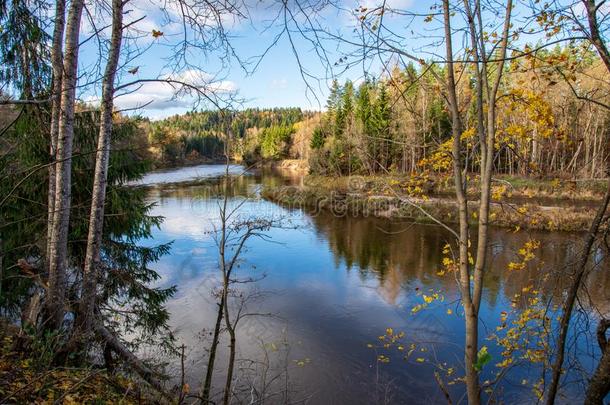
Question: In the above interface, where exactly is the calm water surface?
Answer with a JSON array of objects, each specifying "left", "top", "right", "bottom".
[{"left": 140, "top": 164, "right": 609, "bottom": 404}]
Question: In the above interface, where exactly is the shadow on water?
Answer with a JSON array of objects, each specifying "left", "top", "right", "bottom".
[{"left": 141, "top": 164, "right": 609, "bottom": 404}]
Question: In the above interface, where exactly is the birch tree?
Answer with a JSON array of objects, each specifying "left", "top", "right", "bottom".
[
  {"left": 282, "top": 1, "right": 513, "bottom": 402},
  {"left": 46, "top": 0, "right": 65, "bottom": 278},
  {"left": 45, "top": 0, "right": 85, "bottom": 330},
  {"left": 79, "top": 0, "right": 125, "bottom": 337}
]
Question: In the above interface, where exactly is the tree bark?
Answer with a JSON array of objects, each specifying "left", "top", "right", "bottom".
[
  {"left": 585, "top": 0, "right": 610, "bottom": 73},
  {"left": 46, "top": 0, "right": 65, "bottom": 275},
  {"left": 584, "top": 319, "right": 610, "bottom": 405},
  {"left": 79, "top": 0, "right": 124, "bottom": 336},
  {"left": 44, "top": 0, "right": 85, "bottom": 330}
]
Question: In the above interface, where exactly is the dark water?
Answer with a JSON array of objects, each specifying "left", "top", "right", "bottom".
[{"left": 141, "top": 164, "right": 609, "bottom": 404}]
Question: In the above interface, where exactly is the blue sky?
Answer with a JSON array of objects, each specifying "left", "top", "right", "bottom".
[
  {"left": 76, "top": 0, "right": 550, "bottom": 119},
  {"left": 77, "top": 0, "right": 436, "bottom": 119}
]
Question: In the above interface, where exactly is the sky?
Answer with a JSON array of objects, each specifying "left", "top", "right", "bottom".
[
  {"left": 76, "top": 0, "right": 436, "bottom": 119},
  {"left": 75, "top": 0, "right": 556, "bottom": 120}
]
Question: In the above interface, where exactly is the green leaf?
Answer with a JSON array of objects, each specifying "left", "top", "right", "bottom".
[{"left": 474, "top": 346, "right": 492, "bottom": 371}]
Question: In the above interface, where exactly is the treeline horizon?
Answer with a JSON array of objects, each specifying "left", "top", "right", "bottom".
[
  {"left": 145, "top": 43, "right": 609, "bottom": 181},
  {"left": 144, "top": 107, "right": 317, "bottom": 165},
  {"left": 309, "top": 44, "right": 609, "bottom": 179}
]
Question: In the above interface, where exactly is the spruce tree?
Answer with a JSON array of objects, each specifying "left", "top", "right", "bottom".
[
  {"left": 374, "top": 83, "right": 392, "bottom": 170},
  {"left": 356, "top": 81, "right": 374, "bottom": 172},
  {"left": 325, "top": 79, "right": 342, "bottom": 136},
  {"left": 335, "top": 80, "right": 354, "bottom": 139}
]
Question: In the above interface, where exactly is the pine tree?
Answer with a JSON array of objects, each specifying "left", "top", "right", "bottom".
[
  {"left": 355, "top": 81, "right": 372, "bottom": 128},
  {"left": 326, "top": 79, "right": 342, "bottom": 113},
  {"left": 310, "top": 127, "right": 325, "bottom": 149},
  {"left": 0, "top": 108, "right": 174, "bottom": 348}
]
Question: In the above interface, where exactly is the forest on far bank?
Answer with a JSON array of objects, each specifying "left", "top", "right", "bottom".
[
  {"left": 143, "top": 107, "right": 318, "bottom": 167},
  {"left": 146, "top": 45, "right": 609, "bottom": 182}
]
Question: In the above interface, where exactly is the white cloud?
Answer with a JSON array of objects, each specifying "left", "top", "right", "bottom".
[
  {"left": 107, "top": 69, "right": 238, "bottom": 113},
  {"left": 270, "top": 78, "right": 288, "bottom": 90},
  {"left": 136, "top": 0, "right": 246, "bottom": 33},
  {"left": 357, "top": 0, "right": 413, "bottom": 11},
  {"left": 126, "top": 1, "right": 183, "bottom": 36},
  {"left": 114, "top": 83, "right": 192, "bottom": 111},
  {"left": 175, "top": 69, "right": 238, "bottom": 93}
]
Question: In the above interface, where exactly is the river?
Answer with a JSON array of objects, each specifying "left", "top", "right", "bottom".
[{"left": 138, "top": 164, "right": 609, "bottom": 404}]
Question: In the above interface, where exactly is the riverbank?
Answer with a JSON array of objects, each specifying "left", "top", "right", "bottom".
[
  {"left": 151, "top": 155, "right": 229, "bottom": 170},
  {"left": 262, "top": 175, "right": 606, "bottom": 232},
  {"left": 252, "top": 158, "right": 309, "bottom": 173},
  {"left": 0, "top": 324, "right": 153, "bottom": 404}
]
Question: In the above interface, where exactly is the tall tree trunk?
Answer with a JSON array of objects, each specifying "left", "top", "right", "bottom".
[
  {"left": 46, "top": 0, "right": 65, "bottom": 275},
  {"left": 546, "top": 1, "right": 610, "bottom": 403},
  {"left": 442, "top": 2, "right": 480, "bottom": 404},
  {"left": 472, "top": 0, "right": 512, "bottom": 314},
  {"left": 79, "top": 0, "right": 124, "bottom": 335},
  {"left": 219, "top": 161, "right": 236, "bottom": 405},
  {"left": 44, "top": 0, "right": 85, "bottom": 330}
]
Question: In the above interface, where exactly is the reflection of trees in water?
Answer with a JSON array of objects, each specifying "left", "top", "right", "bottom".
[
  {"left": 309, "top": 211, "right": 609, "bottom": 313},
  {"left": 147, "top": 175, "right": 259, "bottom": 205},
  {"left": 147, "top": 169, "right": 300, "bottom": 204},
  {"left": 309, "top": 212, "right": 455, "bottom": 304},
  {"left": 581, "top": 248, "right": 610, "bottom": 314},
  {"left": 147, "top": 174, "right": 609, "bottom": 315}
]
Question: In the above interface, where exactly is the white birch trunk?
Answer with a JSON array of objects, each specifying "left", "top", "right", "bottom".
[
  {"left": 79, "top": 0, "right": 125, "bottom": 331},
  {"left": 46, "top": 0, "right": 66, "bottom": 273},
  {"left": 45, "top": 0, "right": 85, "bottom": 330}
]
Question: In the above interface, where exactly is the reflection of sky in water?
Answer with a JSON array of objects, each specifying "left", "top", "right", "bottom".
[
  {"left": 138, "top": 164, "right": 608, "bottom": 404},
  {"left": 132, "top": 163, "right": 245, "bottom": 186}
]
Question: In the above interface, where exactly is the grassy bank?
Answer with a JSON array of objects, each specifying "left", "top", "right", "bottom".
[
  {"left": 299, "top": 174, "right": 607, "bottom": 202},
  {"left": 257, "top": 158, "right": 309, "bottom": 172},
  {"left": 262, "top": 175, "right": 605, "bottom": 232}
]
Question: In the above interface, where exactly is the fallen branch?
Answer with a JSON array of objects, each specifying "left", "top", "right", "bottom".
[{"left": 94, "top": 322, "right": 170, "bottom": 399}]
